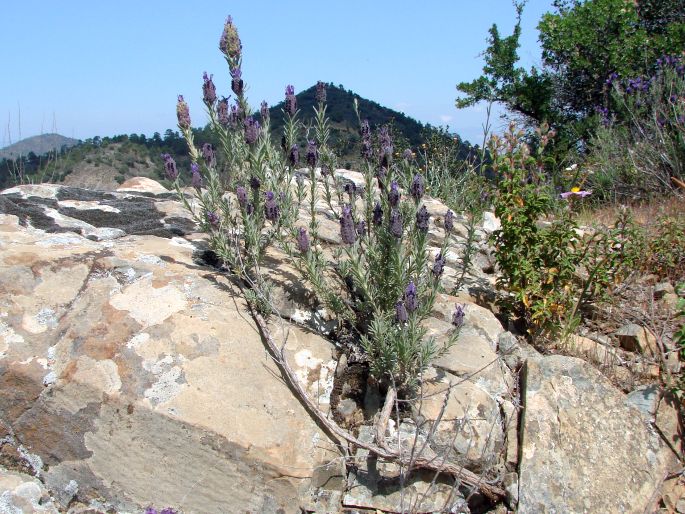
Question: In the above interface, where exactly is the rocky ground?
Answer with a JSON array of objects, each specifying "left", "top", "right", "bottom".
[{"left": 0, "top": 173, "right": 682, "bottom": 513}]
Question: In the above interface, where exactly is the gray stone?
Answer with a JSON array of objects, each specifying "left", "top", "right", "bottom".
[
  {"left": 343, "top": 426, "right": 467, "bottom": 512},
  {"left": 616, "top": 323, "right": 659, "bottom": 355},
  {"left": 654, "top": 281, "right": 675, "bottom": 299},
  {"left": 518, "top": 354, "right": 677, "bottom": 514}
]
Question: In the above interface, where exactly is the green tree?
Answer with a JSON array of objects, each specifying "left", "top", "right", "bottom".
[{"left": 457, "top": 0, "right": 685, "bottom": 145}]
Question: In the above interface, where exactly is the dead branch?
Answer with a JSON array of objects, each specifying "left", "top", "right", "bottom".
[{"left": 246, "top": 299, "right": 507, "bottom": 502}]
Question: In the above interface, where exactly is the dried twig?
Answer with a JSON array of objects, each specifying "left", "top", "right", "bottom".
[{"left": 246, "top": 296, "right": 507, "bottom": 501}]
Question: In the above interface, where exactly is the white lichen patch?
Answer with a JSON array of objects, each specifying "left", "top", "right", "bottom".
[
  {"left": 109, "top": 275, "right": 186, "bottom": 327},
  {"left": 126, "top": 332, "right": 150, "bottom": 350},
  {"left": 293, "top": 349, "right": 336, "bottom": 406},
  {"left": 42, "top": 207, "right": 95, "bottom": 231},
  {"left": 0, "top": 184, "right": 58, "bottom": 199},
  {"left": 0, "top": 320, "right": 24, "bottom": 359},
  {"left": 36, "top": 234, "right": 86, "bottom": 247},
  {"left": 21, "top": 307, "right": 57, "bottom": 334},
  {"left": 18, "top": 446, "right": 44, "bottom": 476},
  {"left": 142, "top": 354, "right": 187, "bottom": 406},
  {"left": 136, "top": 253, "right": 165, "bottom": 267},
  {"left": 57, "top": 200, "right": 121, "bottom": 213},
  {"left": 170, "top": 236, "right": 196, "bottom": 250}
]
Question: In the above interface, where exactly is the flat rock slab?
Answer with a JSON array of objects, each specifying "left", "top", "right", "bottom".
[
  {"left": 518, "top": 354, "right": 677, "bottom": 513},
  {"left": 0, "top": 211, "right": 338, "bottom": 513}
]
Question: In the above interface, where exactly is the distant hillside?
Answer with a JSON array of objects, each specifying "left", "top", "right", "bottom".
[
  {"left": 0, "top": 86, "right": 476, "bottom": 190},
  {"left": 266, "top": 83, "right": 473, "bottom": 168},
  {"left": 0, "top": 133, "right": 80, "bottom": 160}
]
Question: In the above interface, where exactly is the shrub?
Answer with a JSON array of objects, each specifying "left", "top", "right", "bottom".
[
  {"left": 589, "top": 55, "right": 685, "bottom": 199},
  {"left": 490, "top": 123, "right": 641, "bottom": 340},
  {"left": 167, "top": 17, "right": 464, "bottom": 393}
]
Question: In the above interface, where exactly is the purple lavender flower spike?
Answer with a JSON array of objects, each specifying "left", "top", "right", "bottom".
[
  {"left": 379, "top": 125, "right": 393, "bottom": 168},
  {"left": 246, "top": 202, "right": 254, "bottom": 215},
  {"left": 229, "top": 103, "right": 240, "bottom": 127},
  {"left": 395, "top": 301, "right": 408, "bottom": 324},
  {"left": 360, "top": 120, "right": 373, "bottom": 160},
  {"left": 265, "top": 191, "right": 280, "bottom": 222},
  {"left": 207, "top": 210, "right": 220, "bottom": 227},
  {"left": 231, "top": 67, "right": 244, "bottom": 96},
  {"left": 217, "top": 97, "right": 230, "bottom": 126},
  {"left": 244, "top": 117, "right": 260, "bottom": 145},
  {"left": 145, "top": 508, "right": 158, "bottom": 514},
  {"left": 219, "top": 16, "right": 241, "bottom": 59},
  {"left": 260, "top": 101, "right": 270, "bottom": 122},
  {"left": 161, "top": 154, "right": 178, "bottom": 181},
  {"left": 388, "top": 181, "right": 400, "bottom": 207},
  {"left": 289, "top": 144, "right": 299, "bottom": 167},
  {"left": 316, "top": 81, "right": 326, "bottom": 104},
  {"left": 452, "top": 304, "right": 465, "bottom": 328},
  {"left": 202, "top": 72, "right": 217, "bottom": 106},
  {"left": 176, "top": 95, "right": 191, "bottom": 130},
  {"left": 410, "top": 174, "right": 425, "bottom": 201},
  {"left": 416, "top": 205, "right": 430, "bottom": 232},
  {"left": 201, "top": 143, "right": 216, "bottom": 168},
  {"left": 356, "top": 220, "right": 366, "bottom": 237},
  {"left": 250, "top": 176, "right": 261, "bottom": 190},
  {"left": 297, "top": 227, "right": 310, "bottom": 253},
  {"left": 340, "top": 204, "right": 357, "bottom": 244},
  {"left": 402, "top": 148, "right": 414, "bottom": 161},
  {"left": 389, "top": 209, "right": 403, "bottom": 238},
  {"left": 376, "top": 166, "right": 387, "bottom": 188},
  {"left": 372, "top": 201, "right": 383, "bottom": 225},
  {"left": 306, "top": 140, "right": 318, "bottom": 167},
  {"left": 284, "top": 85, "right": 297, "bottom": 116},
  {"left": 160, "top": 509, "right": 178, "bottom": 514},
  {"left": 236, "top": 185, "right": 248, "bottom": 207},
  {"left": 344, "top": 182, "right": 357, "bottom": 198},
  {"left": 432, "top": 252, "right": 445, "bottom": 278},
  {"left": 444, "top": 210, "right": 454, "bottom": 233},
  {"left": 191, "top": 163, "right": 202, "bottom": 188},
  {"left": 404, "top": 281, "right": 418, "bottom": 312}
]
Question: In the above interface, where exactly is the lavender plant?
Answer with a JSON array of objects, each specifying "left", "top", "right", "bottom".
[
  {"left": 590, "top": 55, "right": 685, "bottom": 199},
  {"left": 166, "top": 17, "right": 463, "bottom": 393}
]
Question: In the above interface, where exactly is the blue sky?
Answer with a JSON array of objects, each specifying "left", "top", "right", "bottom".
[{"left": 0, "top": 0, "right": 555, "bottom": 146}]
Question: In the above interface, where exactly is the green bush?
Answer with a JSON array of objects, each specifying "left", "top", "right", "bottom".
[{"left": 490, "top": 124, "right": 641, "bottom": 340}]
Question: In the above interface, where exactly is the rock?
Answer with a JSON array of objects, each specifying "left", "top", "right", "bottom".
[
  {"left": 518, "top": 354, "right": 677, "bottom": 514},
  {"left": 117, "top": 176, "right": 170, "bottom": 194},
  {"left": 0, "top": 206, "right": 339, "bottom": 513},
  {"left": 663, "top": 292, "right": 680, "bottom": 310},
  {"left": 567, "top": 334, "right": 619, "bottom": 366},
  {"left": 431, "top": 293, "right": 505, "bottom": 347},
  {"left": 497, "top": 331, "right": 539, "bottom": 371},
  {"left": 0, "top": 466, "right": 59, "bottom": 513},
  {"left": 616, "top": 323, "right": 659, "bottom": 355},
  {"left": 654, "top": 281, "right": 675, "bottom": 300},
  {"left": 481, "top": 211, "right": 501, "bottom": 233},
  {"left": 411, "top": 373, "right": 505, "bottom": 471},
  {"left": 626, "top": 385, "right": 681, "bottom": 456},
  {"left": 343, "top": 425, "right": 468, "bottom": 513},
  {"left": 429, "top": 318, "right": 514, "bottom": 396},
  {"left": 639, "top": 274, "right": 660, "bottom": 286}
]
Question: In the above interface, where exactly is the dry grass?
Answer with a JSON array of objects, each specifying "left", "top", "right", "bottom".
[{"left": 573, "top": 194, "right": 684, "bottom": 229}]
